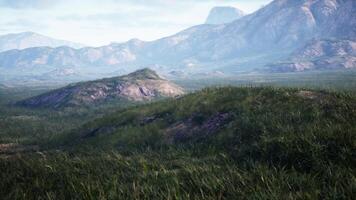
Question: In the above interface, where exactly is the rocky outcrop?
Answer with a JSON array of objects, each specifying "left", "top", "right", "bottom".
[
  {"left": 165, "top": 112, "right": 232, "bottom": 143},
  {"left": 17, "top": 69, "right": 184, "bottom": 108}
]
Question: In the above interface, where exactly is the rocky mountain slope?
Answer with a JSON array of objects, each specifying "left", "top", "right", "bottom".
[
  {"left": 0, "top": 0, "right": 354, "bottom": 78},
  {"left": 17, "top": 69, "right": 184, "bottom": 108},
  {"left": 205, "top": 6, "right": 244, "bottom": 24},
  {"left": 0, "top": 32, "right": 84, "bottom": 52},
  {"left": 268, "top": 39, "right": 356, "bottom": 72},
  {"left": 144, "top": 0, "right": 355, "bottom": 66}
]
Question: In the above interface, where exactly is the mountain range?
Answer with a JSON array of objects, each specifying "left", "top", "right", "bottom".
[
  {"left": 0, "top": 32, "right": 84, "bottom": 52},
  {"left": 0, "top": 0, "right": 355, "bottom": 83},
  {"left": 17, "top": 68, "right": 184, "bottom": 108}
]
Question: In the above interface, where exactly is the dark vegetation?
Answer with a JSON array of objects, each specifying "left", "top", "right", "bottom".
[{"left": 0, "top": 78, "right": 355, "bottom": 199}]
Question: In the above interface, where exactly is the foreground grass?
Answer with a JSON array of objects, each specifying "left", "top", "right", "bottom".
[{"left": 1, "top": 150, "right": 355, "bottom": 200}]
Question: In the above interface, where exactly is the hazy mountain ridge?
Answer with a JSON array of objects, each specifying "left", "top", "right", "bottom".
[
  {"left": 0, "top": 37, "right": 147, "bottom": 71},
  {"left": 0, "top": 32, "right": 84, "bottom": 52},
  {"left": 205, "top": 6, "right": 244, "bottom": 25},
  {"left": 17, "top": 68, "right": 184, "bottom": 108}
]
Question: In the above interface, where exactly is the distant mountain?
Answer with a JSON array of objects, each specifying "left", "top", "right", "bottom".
[
  {"left": 0, "top": 38, "right": 143, "bottom": 70},
  {"left": 0, "top": 32, "right": 84, "bottom": 52},
  {"left": 0, "top": 0, "right": 355, "bottom": 78},
  {"left": 268, "top": 39, "right": 356, "bottom": 72},
  {"left": 18, "top": 68, "right": 184, "bottom": 108},
  {"left": 136, "top": 0, "right": 355, "bottom": 70},
  {"left": 205, "top": 6, "right": 244, "bottom": 25}
]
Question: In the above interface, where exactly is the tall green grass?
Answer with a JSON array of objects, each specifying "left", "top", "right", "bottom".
[{"left": 1, "top": 150, "right": 355, "bottom": 200}]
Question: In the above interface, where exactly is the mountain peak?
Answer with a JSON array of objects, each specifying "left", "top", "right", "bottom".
[
  {"left": 123, "top": 68, "right": 161, "bottom": 80},
  {"left": 205, "top": 6, "right": 244, "bottom": 24}
]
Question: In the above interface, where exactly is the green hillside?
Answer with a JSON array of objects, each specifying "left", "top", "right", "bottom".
[
  {"left": 60, "top": 87, "right": 356, "bottom": 152},
  {"left": 1, "top": 87, "right": 355, "bottom": 199}
]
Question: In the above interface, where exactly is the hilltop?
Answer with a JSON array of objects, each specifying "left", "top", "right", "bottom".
[{"left": 17, "top": 68, "right": 184, "bottom": 108}]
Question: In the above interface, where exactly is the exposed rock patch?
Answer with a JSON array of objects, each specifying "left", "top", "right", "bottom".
[
  {"left": 165, "top": 112, "right": 232, "bottom": 143},
  {"left": 296, "top": 90, "right": 334, "bottom": 102}
]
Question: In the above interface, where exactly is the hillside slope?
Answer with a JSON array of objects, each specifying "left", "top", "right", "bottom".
[
  {"left": 0, "top": 32, "right": 84, "bottom": 52},
  {"left": 60, "top": 87, "right": 356, "bottom": 156},
  {"left": 17, "top": 69, "right": 184, "bottom": 108}
]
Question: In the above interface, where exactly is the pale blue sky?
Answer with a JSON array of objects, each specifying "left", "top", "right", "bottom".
[{"left": 0, "top": 0, "right": 272, "bottom": 46}]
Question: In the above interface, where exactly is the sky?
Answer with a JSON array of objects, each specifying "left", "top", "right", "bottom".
[{"left": 0, "top": 0, "right": 272, "bottom": 46}]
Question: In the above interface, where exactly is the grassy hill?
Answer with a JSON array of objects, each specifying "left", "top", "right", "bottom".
[
  {"left": 1, "top": 87, "right": 355, "bottom": 199},
  {"left": 58, "top": 87, "right": 356, "bottom": 151}
]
